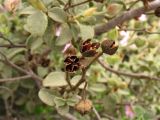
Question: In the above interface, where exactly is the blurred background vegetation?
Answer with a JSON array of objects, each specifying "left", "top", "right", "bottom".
[{"left": 0, "top": 0, "right": 160, "bottom": 120}]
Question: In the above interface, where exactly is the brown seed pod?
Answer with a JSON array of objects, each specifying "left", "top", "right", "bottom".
[
  {"left": 80, "top": 39, "right": 100, "bottom": 57},
  {"left": 40, "top": 58, "right": 50, "bottom": 67},
  {"left": 101, "top": 40, "right": 118, "bottom": 55},
  {"left": 155, "top": 7, "right": 160, "bottom": 17},
  {"left": 64, "top": 55, "right": 80, "bottom": 72},
  {"left": 75, "top": 99, "right": 92, "bottom": 114}
]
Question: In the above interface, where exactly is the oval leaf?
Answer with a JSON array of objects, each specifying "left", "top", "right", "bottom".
[
  {"left": 90, "top": 83, "right": 106, "bottom": 92},
  {"left": 56, "top": 24, "right": 72, "bottom": 46},
  {"left": 43, "top": 71, "right": 67, "bottom": 87},
  {"left": 79, "top": 24, "right": 94, "bottom": 40},
  {"left": 24, "top": 11, "right": 48, "bottom": 36},
  {"left": 48, "top": 7, "right": 68, "bottom": 23},
  {"left": 38, "top": 88, "right": 55, "bottom": 106}
]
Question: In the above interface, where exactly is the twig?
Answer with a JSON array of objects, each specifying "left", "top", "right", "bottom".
[
  {"left": 68, "top": 69, "right": 86, "bottom": 91},
  {"left": 64, "top": 0, "right": 92, "bottom": 10},
  {"left": 64, "top": 0, "right": 72, "bottom": 10},
  {"left": 94, "top": 0, "right": 160, "bottom": 35},
  {"left": 0, "top": 75, "right": 31, "bottom": 83},
  {"left": 65, "top": 71, "right": 73, "bottom": 89},
  {"left": 127, "top": 0, "right": 139, "bottom": 10},
  {"left": 82, "top": 81, "right": 87, "bottom": 100},
  {"left": 4, "top": 99, "right": 11, "bottom": 117},
  {"left": 24, "top": 50, "right": 43, "bottom": 88},
  {"left": 0, "top": 44, "right": 26, "bottom": 48},
  {"left": 98, "top": 59, "right": 160, "bottom": 81},
  {"left": 0, "top": 52, "right": 29, "bottom": 75},
  {"left": 0, "top": 32, "right": 26, "bottom": 48},
  {"left": 103, "top": 114, "right": 116, "bottom": 120},
  {"left": 0, "top": 51, "right": 42, "bottom": 87},
  {"left": 60, "top": 113, "right": 78, "bottom": 120},
  {"left": 68, "top": 52, "right": 103, "bottom": 91},
  {"left": 92, "top": 106, "right": 102, "bottom": 120},
  {"left": 0, "top": 32, "right": 14, "bottom": 45},
  {"left": 85, "top": 52, "right": 103, "bottom": 70},
  {"left": 119, "top": 28, "right": 160, "bottom": 34}
]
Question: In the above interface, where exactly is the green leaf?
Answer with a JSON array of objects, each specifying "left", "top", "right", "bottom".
[
  {"left": 26, "top": 35, "right": 43, "bottom": 52},
  {"left": 28, "top": 0, "right": 47, "bottom": 12},
  {"left": 43, "top": 71, "right": 67, "bottom": 87},
  {"left": 37, "top": 66, "right": 48, "bottom": 78},
  {"left": 19, "top": 6, "right": 37, "bottom": 15},
  {"left": 79, "top": 24, "right": 94, "bottom": 40},
  {"left": 7, "top": 48, "right": 26, "bottom": 59},
  {"left": 57, "top": 105, "right": 69, "bottom": 115},
  {"left": 48, "top": 7, "right": 68, "bottom": 23},
  {"left": 135, "top": 38, "right": 146, "bottom": 47},
  {"left": 24, "top": 11, "right": 48, "bottom": 36},
  {"left": 54, "top": 97, "right": 66, "bottom": 107},
  {"left": 66, "top": 96, "right": 79, "bottom": 106},
  {"left": 56, "top": 24, "right": 72, "bottom": 46},
  {"left": 107, "top": 28, "right": 118, "bottom": 40},
  {"left": 106, "top": 55, "right": 120, "bottom": 65},
  {"left": 90, "top": 83, "right": 106, "bottom": 92},
  {"left": 43, "top": 20, "right": 55, "bottom": 46},
  {"left": 38, "top": 88, "right": 55, "bottom": 106},
  {"left": 20, "top": 80, "right": 35, "bottom": 89},
  {"left": 25, "top": 101, "right": 35, "bottom": 113}
]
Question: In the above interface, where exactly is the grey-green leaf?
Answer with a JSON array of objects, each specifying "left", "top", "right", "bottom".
[
  {"left": 90, "top": 83, "right": 106, "bottom": 92},
  {"left": 38, "top": 88, "right": 55, "bottom": 106},
  {"left": 79, "top": 24, "right": 94, "bottom": 40},
  {"left": 24, "top": 11, "right": 48, "bottom": 36},
  {"left": 43, "top": 71, "right": 67, "bottom": 87},
  {"left": 48, "top": 7, "right": 68, "bottom": 23},
  {"left": 56, "top": 24, "right": 72, "bottom": 46}
]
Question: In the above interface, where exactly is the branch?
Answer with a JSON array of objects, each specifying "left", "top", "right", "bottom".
[
  {"left": 98, "top": 59, "right": 160, "bottom": 81},
  {"left": 64, "top": 0, "right": 92, "bottom": 10},
  {"left": 0, "top": 52, "right": 29, "bottom": 75},
  {"left": 0, "top": 51, "right": 42, "bottom": 87},
  {"left": 119, "top": 28, "right": 160, "bottom": 34},
  {"left": 68, "top": 52, "right": 103, "bottom": 92},
  {"left": 68, "top": 69, "right": 86, "bottom": 92},
  {"left": 92, "top": 106, "right": 101, "bottom": 120},
  {"left": 0, "top": 75, "right": 31, "bottom": 83},
  {"left": 94, "top": 0, "right": 160, "bottom": 35},
  {"left": 60, "top": 113, "right": 78, "bottom": 120},
  {"left": 65, "top": 71, "right": 73, "bottom": 89},
  {"left": 0, "top": 32, "right": 26, "bottom": 48},
  {"left": 0, "top": 44, "right": 26, "bottom": 48}
]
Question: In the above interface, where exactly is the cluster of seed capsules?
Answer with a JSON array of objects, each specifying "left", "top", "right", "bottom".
[{"left": 64, "top": 39, "right": 118, "bottom": 73}]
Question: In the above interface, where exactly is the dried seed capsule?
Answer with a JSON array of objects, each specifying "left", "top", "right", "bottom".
[
  {"left": 155, "top": 7, "right": 160, "bottom": 17},
  {"left": 80, "top": 39, "right": 100, "bottom": 57},
  {"left": 75, "top": 99, "right": 92, "bottom": 114},
  {"left": 101, "top": 40, "right": 118, "bottom": 55},
  {"left": 64, "top": 56, "right": 80, "bottom": 72}
]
